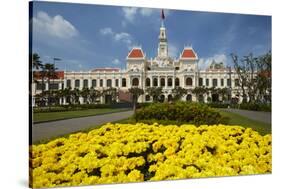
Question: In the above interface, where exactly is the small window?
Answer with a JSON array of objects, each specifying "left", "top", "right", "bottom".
[
  {"left": 206, "top": 79, "right": 209, "bottom": 86},
  {"left": 146, "top": 78, "right": 151, "bottom": 87},
  {"left": 99, "top": 79, "right": 103, "bottom": 87},
  {"left": 221, "top": 79, "right": 224, "bottom": 87},
  {"left": 168, "top": 78, "right": 172, "bottom": 87},
  {"left": 153, "top": 78, "right": 158, "bottom": 87},
  {"left": 199, "top": 78, "right": 203, "bottom": 86},
  {"left": 145, "top": 95, "right": 151, "bottom": 101},
  {"left": 227, "top": 79, "right": 231, "bottom": 87},
  {"left": 186, "top": 78, "right": 192, "bottom": 86},
  {"left": 83, "top": 79, "right": 88, "bottom": 88},
  {"left": 92, "top": 79, "right": 97, "bottom": 87},
  {"left": 160, "top": 78, "right": 165, "bottom": 87},
  {"left": 235, "top": 79, "right": 239, "bottom": 87},
  {"left": 175, "top": 78, "right": 180, "bottom": 87},
  {"left": 212, "top": 79, "right": 217, "bottom": 87},
  {"left": 106, "top": 79, "right": 112, "bottom": 87},
  {"left": 132, "top": 78, "right": 139, "bottom": 86},
  {"left": 122, "top": 78, "right": 126, "bottom": 87},
  {"left": 66, "top": 79, "right": 71, "bottom": 88},
  {"left": 75, "top": 79, "right": 80, "bottom": 88},
  {"left": 115, "top": 79, "right": 119, "bottom": 87},
  {"left": 175, "top": 67, "right": 179, "bottom": 70}
]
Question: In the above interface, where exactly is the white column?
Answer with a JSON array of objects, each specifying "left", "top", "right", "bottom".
[
  {"left": 158, "top": 77, "right": 160, "bottom": 87},
  {"left": 71, "top": 79, "right": 75, "bottom": 89},
  {"left": 88, "top": 79, "right": 92, "bottom": 88},
  {"left": 172, "top": 77, "right": 175, "bottom": 88},
  {"left": 80, "top": 79, "right": 83, "bottom": 90}
]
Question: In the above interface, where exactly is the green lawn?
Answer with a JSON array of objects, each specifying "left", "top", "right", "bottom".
[
  {"left": 33, "top": 108, "right": 129, "bottom": 123},
  {"left": 217, "top": 109, "right": 271, "bottom": 135}
]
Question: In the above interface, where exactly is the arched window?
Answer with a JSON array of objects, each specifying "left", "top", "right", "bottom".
[
  {"left": 213, "top": 79, "right": 218, "bottom": 87},
  {"left": 106, "top": 79, "right": 112, "bottom": 87},
  {"left": 99, "top": 79, "right": 103, "bottom": 87},
  {"left": 83, "top": 79, "right": 88, "bottom": 88},
  {"left": 122, "top": 78, "right": 126, "bottom": 87},
  {"left": 92, "top": 79, "right": 96, "bottom": 87},
  {"left": 168, "top": 78, "right": 172, "bottom": 87},
  {"left": 159, "top": 95, "right": 165, "bottom": 102},
  {"left": 153, "top": 78, "right": 158, "bottom": 87},
  {"left": 75, "top": 79, "right": 80, "bottom": 88},
  {"left": 146, "top": 78, "right": 151, "bottom": 87},
  {"left": 175, "top": 78, "right": 180, "bottom": 87},
  {"left": 145, "top": 95, "right": 151, "bottom": 101},
  {"left": 186, "top": 94, "right": 192, "bottom": 101},
  {"left": 66, "top": 79, "right": 71, "bottom": 88},
  {"left": 168, "top": 94, "right": 173, "bottom": 102},
  {"left": 132, "top": 78, "right": 139, "bottom": 86},
  {"left": 186, "top": 77, "right": 192, "bottom": 86},
  {"left": 160, "top": 78, "right": 165, "bottom": 87},
  {"left": 199, "top": 78, "right": 203, "bottom": 86}
]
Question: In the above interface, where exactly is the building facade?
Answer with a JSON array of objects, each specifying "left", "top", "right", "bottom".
[{"left": 32, "top": 15, "right": 243, "bottom": 106}]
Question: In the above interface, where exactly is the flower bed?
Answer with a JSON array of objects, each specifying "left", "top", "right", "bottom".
[{"left": 30, "top": 123, "right": 272, "bottom": 188}]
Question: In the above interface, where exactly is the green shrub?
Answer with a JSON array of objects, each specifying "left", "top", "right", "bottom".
[{"left": 134, "top": 102, "right": 229, "bottom": 126}]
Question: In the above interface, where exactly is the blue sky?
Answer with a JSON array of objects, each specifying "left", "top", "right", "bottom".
[{"left": 31, "top": 1, "right": 271, "bottom": 71}]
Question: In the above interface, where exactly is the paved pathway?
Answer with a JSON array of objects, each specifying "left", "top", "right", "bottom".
[
  {"left": 222, "top": 108, "right": 271, "bottom": 124},
  {"left": 32, "top": 110, "right": 134, "bottom": 143}
]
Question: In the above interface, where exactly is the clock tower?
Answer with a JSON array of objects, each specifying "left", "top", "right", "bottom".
[{"left": 157, "top": 10, "right": 168, "bottom": 59}]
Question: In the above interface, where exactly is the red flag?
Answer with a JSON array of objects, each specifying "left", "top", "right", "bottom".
[{"left": 161, "top": 9, "right": 165, "bottom": 20}]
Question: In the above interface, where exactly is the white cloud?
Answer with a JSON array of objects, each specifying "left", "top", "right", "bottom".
[
  {"left": 139, "top": 8, "right": 154, "bottom": 17},
  {"left": 100, "top": 27, "right": 113, "bottom": 35},
  {"left": 122, "top": 7, "right": 169, "bottom": 25},
  {"left": 122, "top": 7, "right": 138, "bottom": 23},
  {"left": 33, "top": 11, "right": 78, "bottom": 39},
  {"left": 112, "top": 59, "right": 121, "bottom": 65},
  {"left": 198, "top": 54, "right": 228, "bottom": 70},
  {"left": 100, "top": 27, "right": 133, "bottom": 49}
]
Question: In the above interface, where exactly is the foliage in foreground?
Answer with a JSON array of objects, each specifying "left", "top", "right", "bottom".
[
  {"left": 30, "top": 123, "right": 271, "bottom": 188},
  {"left": 135, "top": 102, "right": 229, "bottom": 125}
]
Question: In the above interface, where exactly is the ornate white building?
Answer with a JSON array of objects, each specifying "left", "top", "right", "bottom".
[{"left": 32, "top": 13, "right": 243, "bottom": 106}]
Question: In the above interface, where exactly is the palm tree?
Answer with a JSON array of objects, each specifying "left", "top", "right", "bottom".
[
  {"left": 128, "top": 87, "right": 144, "bottom": 113},
  {"left": 146, "top": 87, "right": 163, "bottom": 102},
  {"left": 32, "top": 53, "right": 42, "bottom": 70},
  {"left": 171, "top": 86, "right": 187, "bottom": 101}
]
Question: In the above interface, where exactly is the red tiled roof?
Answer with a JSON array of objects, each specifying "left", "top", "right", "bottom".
[
  {"left": 33, "top": 71, "right": 64, "bottom": 79},
  {"left": 92, "top": 68, "right": 120, "bottom": 72},
  {"left": 181, "top": 49, "right": 196, "bottom": 58},
  {"left": 128, "top": 48, "right": 144, "bottom": 58}
]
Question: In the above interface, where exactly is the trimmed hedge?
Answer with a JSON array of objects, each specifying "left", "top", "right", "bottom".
[
  {"left": 207, "top": 102, "right": 271, "bottom": 112},
  {"left": 134, "top": 102, "right": 229, "bottom": 126},
  {"left": 33, "top": 103, "right": 132, "bottom": 113}
]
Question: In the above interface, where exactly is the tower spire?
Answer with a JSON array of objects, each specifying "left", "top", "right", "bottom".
[
  {"left": 161, "top": 9, "right": 165, "bottom": 27},
  {"left": 157, "top": 9, "right": 168, "bottom": 58}
]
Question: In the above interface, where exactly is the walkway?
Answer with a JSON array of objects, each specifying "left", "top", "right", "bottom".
[
  {"left": 32, "top": 110, "right": 134, "bottom": 143},
  {"left": 222, "top": 108, "right": 271, "bottom": 124}
]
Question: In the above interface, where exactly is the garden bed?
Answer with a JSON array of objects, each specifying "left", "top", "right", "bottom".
[{"left": 30, "top": 123, "right": 272, "bottom": 188}]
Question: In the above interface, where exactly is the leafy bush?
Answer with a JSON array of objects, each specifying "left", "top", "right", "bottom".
[{"left": 134, "top": 102, "right": 229, "bottom": 125}]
